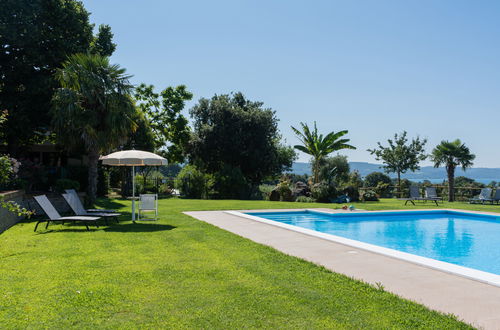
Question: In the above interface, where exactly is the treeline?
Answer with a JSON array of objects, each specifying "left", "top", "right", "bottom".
[{"left": 0, "top": 1, "right": 296, "bottom": 203}]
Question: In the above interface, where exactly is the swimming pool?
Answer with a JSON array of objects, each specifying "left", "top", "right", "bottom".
[{"left": 239, "top": 210, "right": 500, "bottom": 283}]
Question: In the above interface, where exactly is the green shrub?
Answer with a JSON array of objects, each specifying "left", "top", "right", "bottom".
[
  {"left": 295, "top": 196, "right": 316, "bottom": 203},
  {"left": 134, "top": 180, "right": 144, "bottom": 195},
  {"left": 54, "top": 178, "right": 80, "bottom": 193},
  {"left": 311, "top": 182, "right": 337, "bottom": 203},
  {"left": 0, "top": 198, "right": 33, "bottom": 218},
  {"left": 134, "top": 174, "right": 158, "bottom": 194},
  {"left": 212, "top": 165, "right": 249, "bottom": 199},
  {"left": 453, "top": 176, "right": 485, "bottom": 200},
  {"left": 0, "top": 155, "right": 13, "bottom": 187},
  {"left": 361, "top": 189, "right": 379, "bottom": 201},
  {"left": 269, "top": 187, "right": 280, "bottom": 201},
  {"left": 276, "top": 179, "right": 294, "bottom": 201},
  {"left": 0, "top": 156, "right": 23, "bottom": 191},
  {"left": 342, "top": 185, "right": 360, "bottom": 202},
  {"left": 259, "top": 184, "right": 275, "bottom": 200},
  {"left": 364, "top": 172, "right": 392, "bottom": 197},
  {"left": 364, "top": 172, "right": 391, "bottom": 187},
  {"left": 131, "top": 170, "right": 167, "bottom": 194},
  {"left": 158, "top": 184, "right": 173, "bottom": 196},
  {"left": 375, "top": 182, "right": 391, "bottom": 198},
  {"left": 286, "top": 173, "right": 309, "bottom": 184},
  {"left": 175, "top": 165, "right": 213, "bottom": 199}
]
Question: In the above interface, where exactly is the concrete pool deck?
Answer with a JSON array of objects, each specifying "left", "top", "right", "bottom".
[{"left": 185, "top": 208, "right": 500, "bottom": 329}]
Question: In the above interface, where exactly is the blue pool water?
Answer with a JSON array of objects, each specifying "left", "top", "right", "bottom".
[{"left": 246, "top": 210, "right": 500, "bottom": 275}]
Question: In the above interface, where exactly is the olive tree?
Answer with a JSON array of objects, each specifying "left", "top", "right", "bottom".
[
  {"left": 188, "top": 92, "right": 296, "bottom": 198},
  {"left": 368, "top": 131, "right": 427, "bottom": 196}
]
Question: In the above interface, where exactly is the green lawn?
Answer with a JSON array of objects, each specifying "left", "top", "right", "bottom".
[{"left": 1, "top": 198, "right": 489, "bottom": 328}]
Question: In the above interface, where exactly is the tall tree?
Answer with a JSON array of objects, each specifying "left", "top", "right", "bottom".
[
  {"left": 368, "top": 131, "right": 427, "bottom": 195},
  {"left": 0, "top": 0, "right": 94, "bottom": 154},
  {"left": 189, "top": 92, "right": 296, "bottom": 192},
  {"left": 125, "top": 111, "right": 156, "bottom": 152},
  {"left": 90, "top": 24, "right": 117, "bottom": 57},
  {"left": 51, "top": 54, "right": 137, "bottom": 204},
  {"left": 291, "top": 122, "right": 355, "bottom": 183},
  {"left": 134, "top": 84, "right": 192, "bottom": 163},
  {"left": 430, "top": 139, "right": 475, "bottom": 202}
]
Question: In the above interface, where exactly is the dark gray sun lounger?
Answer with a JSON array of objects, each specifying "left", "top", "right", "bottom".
[
  {"left": 33, "top": 195, "right": 101, "bottom": 232},
  {"left": 62, "top": 193, "right": 121, "bottom": 225},
  {"left": 398, "top": 186, "right": 440, "bottom": 206},
  {"left": 65, "top": 189, "right": 119, "bottom": 214},
  {"left": 425, "top": 187, "right": 443, "bottom": 202},
  {"left": 470, "top": 188, "right": 493, "bottom": 204},
  {"left": 398, "top": 186, "right": 424, "bottom": 205}
]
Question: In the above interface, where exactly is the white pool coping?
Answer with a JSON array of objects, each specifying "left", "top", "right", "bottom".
[{"left": 226, "top": 209, "right": 500, "bottom": 287}]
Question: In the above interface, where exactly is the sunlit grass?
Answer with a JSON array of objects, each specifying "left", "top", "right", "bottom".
[{"left": 0, "top": 198, "right": 478, "bottom": 328}]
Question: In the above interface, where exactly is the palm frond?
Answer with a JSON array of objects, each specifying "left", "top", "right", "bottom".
[
  {"left": 291, "top": 122, "right": 355, "bottom": 182},
  {"left": 51, "top": 53, "right": 137, "bottom": 153}
]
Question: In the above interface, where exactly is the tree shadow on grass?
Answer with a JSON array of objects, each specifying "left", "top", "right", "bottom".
[{"left": 103, "top": 223, "right": 176, "bottom": 233}]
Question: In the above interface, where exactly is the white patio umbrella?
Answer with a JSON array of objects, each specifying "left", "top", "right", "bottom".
[{"left": 100, "top": 150, "right": 167, "bottom": 221}]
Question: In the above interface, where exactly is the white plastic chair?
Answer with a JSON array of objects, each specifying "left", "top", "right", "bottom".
[{"left": 137, "top": 194, "right": 158, "bottom": 221}]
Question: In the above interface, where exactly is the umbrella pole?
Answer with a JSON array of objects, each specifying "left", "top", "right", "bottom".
[{"left": 132, "top": 165, "right": 136, "bottom": 222}]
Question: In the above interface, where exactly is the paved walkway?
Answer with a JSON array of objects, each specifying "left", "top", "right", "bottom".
[{"left": 185, "top": 209, "right": 500, "bottom": 329}]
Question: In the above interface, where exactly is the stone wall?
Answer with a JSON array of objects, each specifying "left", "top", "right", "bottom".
[{"left": 0, "top": 190, "right": 26, "bottom": 234}]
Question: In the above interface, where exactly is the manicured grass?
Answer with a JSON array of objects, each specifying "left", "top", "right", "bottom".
[{"left": 0, "top": 198, "right": 484, "bottom": 328}]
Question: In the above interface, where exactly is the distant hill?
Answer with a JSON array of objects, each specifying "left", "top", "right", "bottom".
[{"left": 290, "top": 162, "right": 500, "bottom": 184}]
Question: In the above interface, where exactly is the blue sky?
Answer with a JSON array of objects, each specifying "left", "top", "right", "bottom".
[{"left": 83, "top": 0, "right": 500, "bottom": 167}]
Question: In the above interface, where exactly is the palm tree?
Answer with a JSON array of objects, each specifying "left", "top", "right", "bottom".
[
  {"left": 51, "top": 53, "right": 137, "bottom": 205},
  {"left": 430, "top": 139, "right": 475, "bottom": 202},
  {"left": 291, "top": 122, "right": 355, "bottom": 183}
]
